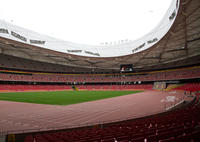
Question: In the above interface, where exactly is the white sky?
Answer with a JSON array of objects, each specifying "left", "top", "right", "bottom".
[{"left": 0, "top": 0, "right": 172, "bottom": 45}]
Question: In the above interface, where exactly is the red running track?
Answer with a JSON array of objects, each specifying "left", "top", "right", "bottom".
[{"left": 0, "top": 91, "right": 189, "bottom": 134}]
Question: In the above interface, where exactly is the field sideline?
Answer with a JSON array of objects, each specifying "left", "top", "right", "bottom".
[{"left": 0, "top": 90, "right": 142, "bottom": 105}]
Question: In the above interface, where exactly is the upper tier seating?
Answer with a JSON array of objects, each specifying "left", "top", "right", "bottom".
[{"left": 0, "top": 67, "right": 200, "bottom": 83}]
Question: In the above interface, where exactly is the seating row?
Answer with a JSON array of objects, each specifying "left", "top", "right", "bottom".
[
  {"left": 0, "top": 67, "right": 200, "bottom": 83},
  {"left": 0, "top": 84, "right": 153, "bottom": 91},
  {"left": 24, "top": 103, "right": 200, "bottom": 142}
]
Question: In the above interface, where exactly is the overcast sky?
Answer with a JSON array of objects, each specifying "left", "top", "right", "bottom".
[{"left": 0, "top": 0, "right": 172, "bottom": 45}]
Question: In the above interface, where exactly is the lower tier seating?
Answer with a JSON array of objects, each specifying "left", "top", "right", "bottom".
[
  {"left": 0, "top": 84, "right": 153, "bottom": 92},
  {"left": 24, "top": 100, "right": 200, "bottom": 142},
  {"left": 0, "top": 84, "right": 72, "bottom": 91},
  {"left": 175, "top": 83, "right": 200, "bottom": 92}
]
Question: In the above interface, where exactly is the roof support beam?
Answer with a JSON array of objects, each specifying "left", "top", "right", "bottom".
[
  {"left": 184, "top": 6, "right": 189, "bottom": 56},
  {"left": 158, "top": 34, "right": 171, "bottom": 63},
  {"left": 187, "top": 37, "right": 200, "bottom": 43},
  {"left": 186, "top": 5, "right": 200, "bottom": 18},
  {"left": 166, "top": 48, "right": 186, "bottom": 52}
]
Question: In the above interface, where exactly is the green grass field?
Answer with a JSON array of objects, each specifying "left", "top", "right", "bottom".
[{"left": 0, "top": 91, "right": 142, "bottom": 105}]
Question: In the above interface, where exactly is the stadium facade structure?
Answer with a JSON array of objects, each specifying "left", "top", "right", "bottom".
[{"left": 0, "top": 0, "right": 199, "bottom": 72}]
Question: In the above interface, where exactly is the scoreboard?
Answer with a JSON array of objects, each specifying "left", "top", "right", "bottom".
[{"left": 120, "top": 64, "right": 134, "bottom": 73}]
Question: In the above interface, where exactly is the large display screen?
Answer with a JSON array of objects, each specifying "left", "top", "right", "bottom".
[{"left": 120, "top": 64, "right": 134, "bottom": 72}]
